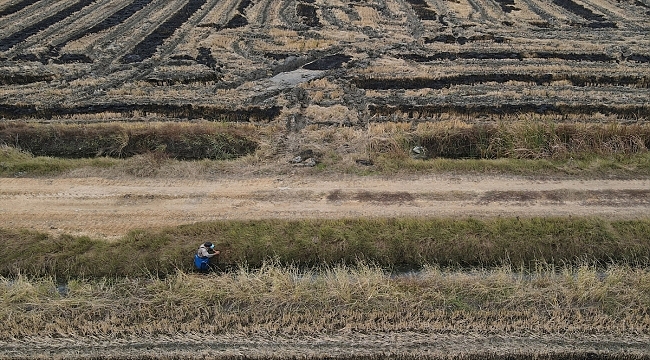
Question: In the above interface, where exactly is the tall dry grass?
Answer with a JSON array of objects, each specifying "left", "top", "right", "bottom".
[
  {"left": 0, "top": 121, "right": 259, "bottom": 160},
  {"left": 370, "top": 121, "right": 650, "bottom": 160},
  {"left": 2, "top": 120, "right": 650, "bottom": 178},
  {"left": 0, "top": 263, "right": 648, "bottom": 339}
]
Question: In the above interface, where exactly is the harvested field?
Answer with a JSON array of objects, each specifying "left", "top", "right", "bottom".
[
  {"left": 2, "top": 0, "right": 650, "bottom": 358},
  {"left": 2, "top": 265, "right": 650, "bottom": 359},
  {"left": 0, "top": 0, "right": 648, "bottom": 122}
]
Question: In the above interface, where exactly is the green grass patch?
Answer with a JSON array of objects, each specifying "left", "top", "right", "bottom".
[
  {"left": 0, "top": 145, "right": 118, "bottom": 176},
  {"left": 1, "top": 217, "right": 649, "bottom": 278}
]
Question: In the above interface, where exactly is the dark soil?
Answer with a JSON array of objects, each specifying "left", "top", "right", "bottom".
[
  {"left": 405, "top": 0, "right": 438, "bottom": 20},
  {"left": 237, "top": 0, "right": 253, "bottom": 13},
  {"left": 303, "top": 54, "right": 352, "bottom": 70},
  {"left": 54, "top": 53, "right": 93, "bottom": 64},
  {"left": 64, "top": 0, "right": 154, "bottom": 45},
  {"left": 494, "top": 0, "right": 520, "bottom": 13},
  {"left": 0, "top": 0, "right": 96, "bottom": 51},
  {"left": 0, "top": 0, "right": 41, "bottom": 16},
  {"left": 121, "top": 0, "right": 207, "bottom": 63},
  {"left": 552, "top": 0, "right": 617, "bottom": 27},
  {"left": 225, "top": 14, "right": 249, "bottom": 29},
  {"left": 367, "top": 103, "right": 650, "bottom": 118},
  {"left": 397, "top": 51, "right": 632, "bottom": 62},
  {"left": 0, "top": 103, "right": 281, "bottom": 121},
  {"left": 352, "top": 74, "right": 650, "bottom": 90},
  {"left": 296, "top": 3, "right": 320, "bottom": 27},
  {"left": 196, "top": 47, "right": 218, "bottom": 68},
  {"left": 0, "top": 73, "right": 54, "bottom": 85},
  {"left": 425, "top": 34, "right": 508, "bottom": 45}
]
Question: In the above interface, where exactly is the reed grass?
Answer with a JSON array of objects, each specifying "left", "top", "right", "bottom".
[
  {"left": 1, "top": 217, "right": 649, "bottom": 278},
  {"left": 0, "top": 263, "right": 648, "bottom": 339}
]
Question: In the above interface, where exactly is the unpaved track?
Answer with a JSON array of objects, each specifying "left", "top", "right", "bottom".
[{"left": 1, "top": 174, "right": 649, "bottom": 238}]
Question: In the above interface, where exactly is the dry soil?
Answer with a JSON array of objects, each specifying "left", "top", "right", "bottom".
[{"left": 1, "top": 173, "right": 649, "bottom": 239}]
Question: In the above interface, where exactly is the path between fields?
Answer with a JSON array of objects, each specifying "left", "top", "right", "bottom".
[{"left": 1, "top": 174, "right": 649, "bottom": 238}]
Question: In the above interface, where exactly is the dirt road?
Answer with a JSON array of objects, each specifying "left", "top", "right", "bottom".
[{"left": 1, "top": 174, "right": 649, "bottom": 238}]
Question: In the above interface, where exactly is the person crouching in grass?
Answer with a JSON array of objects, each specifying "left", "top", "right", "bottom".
[{"left": 194, "top": 241, "right": 220, "bottom": 273}]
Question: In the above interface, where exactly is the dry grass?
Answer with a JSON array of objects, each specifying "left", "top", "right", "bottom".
[
  {"left": 0, "top": 263, "right": 648, "bottom": 339},
  {"left": 2, "top": 119, "right": 650, "bottom": 178},
  {"left": 0, "top": 121, "right": 259, "bottom": 160}
]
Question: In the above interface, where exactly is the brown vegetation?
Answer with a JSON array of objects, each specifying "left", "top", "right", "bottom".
[
  {"left": 0, "top": 264, "right": 649, "bottom": 358},
  {"left": 1, "top": 0, "right": 649, "bottom": 124},
  {"left": 0, "top": 121, "right": 258, "bottom": 159},
  {"left": 2, "top": 0, "right": 650, "bottom": 357}
]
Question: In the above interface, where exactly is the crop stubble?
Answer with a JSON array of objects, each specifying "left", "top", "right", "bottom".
[
  {"left": 2, "top": 0, "right": 650, "bottom": 358},
  {"left": 0, "top": 0, "right": 648, "bottom": 123}
]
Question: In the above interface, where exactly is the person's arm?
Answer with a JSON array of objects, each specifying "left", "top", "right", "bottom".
[{"left": 206, "top": 250, "right": 220, "bottom": 258}]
